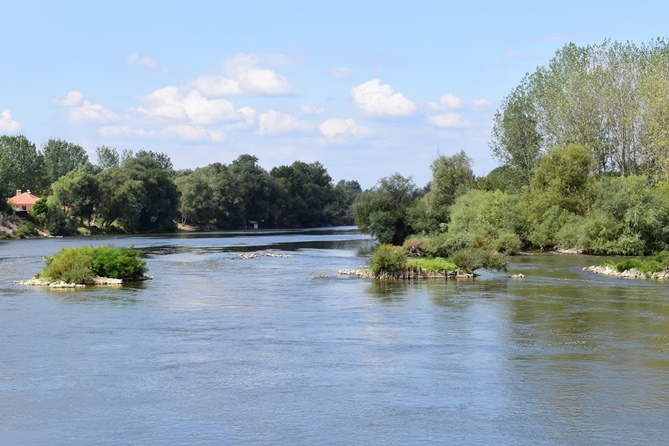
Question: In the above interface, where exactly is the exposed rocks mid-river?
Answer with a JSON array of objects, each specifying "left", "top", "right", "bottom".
[{"left": 15, "top": 276, "right": 153, "bottom": 288}]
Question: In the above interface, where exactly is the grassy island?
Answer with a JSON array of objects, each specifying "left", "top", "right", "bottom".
[
  {"left": 352, "top": 243, "right": 508, "bottom": 280},
  {"left": 585, "top": 252, "right": 669, "bottom": 280},
  {"left": 34, "top": 245, "right": 149, "bottom": 285}
]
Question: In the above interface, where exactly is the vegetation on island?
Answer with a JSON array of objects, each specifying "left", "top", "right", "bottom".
[
  {"left": 601, "top": 252, "right": 669, "bottom": 278},
  {"left": 353, "top": 39, "right": 669, "bottom": 276},
  {"left": 36, "top": 245, "right": 147, "bottom": 284}
]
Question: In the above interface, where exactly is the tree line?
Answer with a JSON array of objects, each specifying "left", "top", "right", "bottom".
[
  {"left": 352, "top": 39, "right": 669, "bottom": 265},
  {"left": 0, "top": 135, "right": 361, "bottom": 235}
]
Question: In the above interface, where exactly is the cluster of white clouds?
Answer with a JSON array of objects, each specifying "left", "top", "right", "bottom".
[
  {"left": 46, "top": 52, "right": 490, "bottom": 146},
  {"left": 0, "top": 109, "right": 20, "bottom": 132}
]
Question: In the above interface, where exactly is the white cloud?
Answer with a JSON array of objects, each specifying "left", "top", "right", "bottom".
[
  {"left": 136, "top": 86, "right": 240, "bottom": 124},
  {"left": 126, "top": 53, "right": 157, "bottom": 69},
  {"left": 258, "top": 110, "right": 312, "bottom": 135},
  {"left": 351, "top": 78, "right": 417, "bottom": 118},
  {"left": 70, "top": 100, "right": 120, "bottom": 124},
  {"left": 98, "top": 125, "right": 152, "bottom": 138},
  {"left": 98, "top": 124, "right": 224, "bottom": 142},
  {"left": 428, "top": 112, "right": 470, "bottom": 128},
  {"left": 300, "top": 104, "right": 325, "bottom": 115},
  {"left": 473, "top": 99, "right": 491, "bottom": 110},
  {"left": 330, "top": 67, "right": 354, "bottom": 79},
  {"left": 52, "top": 90, "right": 84, "bottom": 107},
  {"left": 0, "top": 109, "right": 20, "bottom": 132},
  {"left": 320, "top": 118, "right": 371, "bottom": 138},
  {"left": 192, "top": 53, "right": 298, "bottom": 97},
  {"left": 163, "top": 124, "right": 224, "bottom": 141},
  {"left": 438, "top": 92, "right": 465, "bottom": 110},
  {"left": 53, "top": 90, "right": 119, "bottom": 124},
  {"left": 225, "top": 106, "right": 257, "bottom": 130}
]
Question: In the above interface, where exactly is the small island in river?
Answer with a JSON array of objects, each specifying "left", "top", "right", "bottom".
[
  {"left": 584, "top": 254, "right": 669, "bottom": 280},
  {"left": 15, "top": 245, "right": 151, "bottom": 288}
]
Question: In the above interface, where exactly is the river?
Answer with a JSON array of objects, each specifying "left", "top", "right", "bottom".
[{"left": 1, "top": 227, "right": 669, "bottom": 445}]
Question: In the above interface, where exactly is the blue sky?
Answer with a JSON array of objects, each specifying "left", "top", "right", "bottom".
[{"left": 2, "top": 1, "right": 668, "bottom": 188}]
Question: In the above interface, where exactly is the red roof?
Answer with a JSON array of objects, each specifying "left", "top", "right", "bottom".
[{"left": 7, "top": 191, "right": 41, "bottom": 211}]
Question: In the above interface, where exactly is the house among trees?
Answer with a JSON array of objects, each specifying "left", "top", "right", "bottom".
[{"left": 7, "top": 190, "right": 41, "bottom": 213}]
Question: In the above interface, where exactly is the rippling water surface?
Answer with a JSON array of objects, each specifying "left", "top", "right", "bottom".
[{"left": 2, "top": 227, "right": 669, "bottom": 445}]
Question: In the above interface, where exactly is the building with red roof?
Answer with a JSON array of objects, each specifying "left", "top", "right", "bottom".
[{"left": 6, "top": 190, "right": 41, "bottom": 212}]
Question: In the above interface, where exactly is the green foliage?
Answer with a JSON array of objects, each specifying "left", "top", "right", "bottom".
[
  {"left": 425, "top": 150, "right": 474, "bottom": 211},
  {"left": 42, "top": 138, "right": 89, "bottom": 185},
  {"left": 38, "top": 245, "right": 147, "bottom": 283},
  {"left": 51, "top": 163, "right": 101, "bottom": 225},
  {"left": 406, "top": 257, "right": 457, "bottom": 274},
  {"left": 352, "top": 173, "right": 420, "bottom": 245},
  {"left": 325, "top": 180, "right": 362, "bottom": 226},
  {"left": 615, "top": 258, "right": 643, "bottom": 273},
  {"left": 495, "top": 39, "right": 669, "bottom": 179},
  {"left": 490, "top": 75, "right": 543, "bottom": 185},
  {"left": 476, "top": 165, "right": 526, "bottom": 193},
  {"left": 583, "top": 175, "right": 669, "bottom": 255},
  {"left": 15, "top": 221, "right": 38, "bottom": 238},
  {"left": 0, "top": 135, "right": 46, "bottom": 197},
  {"left": 89, "top": 245, "right": 147, "bottom": 279},
  {"left": 447, "top": 189, "right": 522, "bottom": 254},
  {"left": 38, "top": 246, "right": 96, "bottom": 284},
  {"left": 530, "top": 144, "right": 594, "bottom": 216},
  {"left": 450, "top": 248, "right": 508, "bottom": 273},
  {"left": 175, "top": 170, "right": 215, "bottom": 225},
  {"left": 44, "top": 199, "right": 73, "bottom": 236},
  {"left": 367, "top": 244, "right": 408, "bottom": 275},
  {"left": 405, "top": 198, "right": 449, "bottom": 235},
  {"left": 270, "top": 161, "right": 336, "bottom": 227},
  {"left": 95, "top": 146, "right": 120, "bottom": 170}
]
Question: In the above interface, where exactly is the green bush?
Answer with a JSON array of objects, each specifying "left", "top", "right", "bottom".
[
  {"left": 38, "top": 245, "right": 147, "bottom": 284},
  {"left": 38, "top": 246, "right": 96, "bottom": 284},
  {"left": 615, "top": 259, "right": 642, "bottom": 273},
  {"left": 609, "top": 252, "right": 669, "bottom": 277},
  {"left": 450, "top": 248, "right": 508, "bottom": 273},
  {"left": 15, "top": 221, "right": 38, "bottom": 238},
  {"left": 367, "top": 244, "right": 407, "bottom": 275},
  {"left": 90, "top": 245, "right": 147, "bottom": 279}
]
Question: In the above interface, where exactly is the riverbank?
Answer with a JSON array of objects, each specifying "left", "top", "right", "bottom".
[{"left": 583, "top": 265, "right": 669, "bottom": 280}]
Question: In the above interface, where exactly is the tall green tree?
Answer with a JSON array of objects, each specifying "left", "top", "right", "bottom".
[
  {"left": 530, "top": 143, "right": 595, "bottom": 217},
  {"left": 352, "top": 173, "right": 420, "bottom": 245},
  {"left": 270, "top": 161, "right": 335, "bottom": 227},
  {"left": 490, "top": 74, "right": 542, "bottom": 185},
  {"left": 425, "top": 150, "right": 474, "bottom": 212},
  {"left": 97, "top": 151, "right": 178, "bottom": 232},
  {"left": 495, "top": 39, "right": 669, "bottom": 178},
  {"left": 327, "top": 180, "right": 362, "bottom": 225},
  {"left": 42, "top": 138, "right": 89, "bottom": 184},
  {"left": 50, "top": 163, "right": 101, "bottom": 225},
  {"left": 95, "top": 146, "right": 120, "bottom": 170},
  {"left": 229, "top": 154, "right": 274, "bottom": 225},
  {"left": 0, "top": 135, "right": 45, "bottom": 197},
  {"left": 175, "top": 170, "right": 215, "bottom": 225}
]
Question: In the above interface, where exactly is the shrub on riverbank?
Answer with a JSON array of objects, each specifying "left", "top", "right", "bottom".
[
  {"left": 602, "top": 251, "right": 669, "bottom": 277},
  {"left": 37, "top": 245, "right": 147, "bottom": 284}
]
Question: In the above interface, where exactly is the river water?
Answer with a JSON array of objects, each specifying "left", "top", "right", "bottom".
[{"left": 1, "top": 227, "right": 669, "bottom": 445}]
